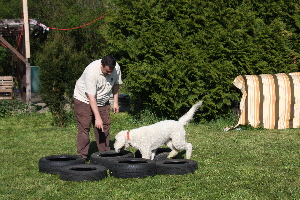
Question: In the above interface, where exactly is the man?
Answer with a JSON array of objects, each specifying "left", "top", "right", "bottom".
[{"left": 73, "top": 55, "right": 122, "bottom": 160}]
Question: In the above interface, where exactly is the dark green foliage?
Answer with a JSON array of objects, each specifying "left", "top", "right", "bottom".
[
  {"left": 36, "top": 33, "right": 89, "bottom": 127},
  {"left": 30, "top": 0, "right": 108, "bottom": 59},
  {"left": 0, "top": 0, "right": 22, "bottom": 18},
  {"left": 0, "top": 99, "right": 32, "bottom": 117},
  {"left": 0, "top": 47, "right": 12, "bottom": 76},
  {"left": 102, "top": 0, "right": 300, "bottom": 121}
]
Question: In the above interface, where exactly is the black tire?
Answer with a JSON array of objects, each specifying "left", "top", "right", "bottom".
[
  {"left": 135, "top": 148, "right": 172, "bottom": 160},
  {"left": 60, "top": 164, "right": 107, "bottom": 182},
  {"left": 153, "top": 152, "right": 170, "bottom": 161},
  {"left": 109, "top": 158, "right": 156, "bottom": 179},
  {"left": 155, "top": 159, "right": 198, "bottom": 175},
  {"left": 90, "top": 150, "right": 134, "bottom": 169},
  {"left": 38, "top": 154, "right": 86, "bottom": 174}
]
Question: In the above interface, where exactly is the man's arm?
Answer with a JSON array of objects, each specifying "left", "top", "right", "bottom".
[
  {"left": 87, "top": 93, "right": 103, "bottom": 130},
  {"left": 112, "top": 84, "right": 120, "bottom": 114}
]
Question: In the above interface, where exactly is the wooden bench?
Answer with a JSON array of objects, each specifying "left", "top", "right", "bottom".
[{"left": 0, "top": 76, "right": 15, "bottom": 99}]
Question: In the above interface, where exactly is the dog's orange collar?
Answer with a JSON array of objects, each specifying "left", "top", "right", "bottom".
[
  {"left": 127, "top": 131, "right": 131, "bottom": 144},
  {"left": 127, "top": 131, "right": 130, "bottom": 140}
]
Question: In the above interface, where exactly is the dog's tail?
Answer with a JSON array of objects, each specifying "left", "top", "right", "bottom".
[{"left": 178, "top": 101, "right": 203, "bottom": 125}]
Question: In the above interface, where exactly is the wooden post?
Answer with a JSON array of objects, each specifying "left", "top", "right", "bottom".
[{"left": 23, "top": 0, "right": 31, "bottom": 105}]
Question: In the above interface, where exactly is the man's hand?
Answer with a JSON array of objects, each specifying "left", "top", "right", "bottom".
[
  {"left": 87, "top": 93, "right": 103, "bottom": 130},
  {"left": 112, "top": 84, "right": 120, "bottom": 114},
  {"left": 94, "top": 117, "right": 104, "bottom": 130},
  {"left": 113, "top": 102, "right": 120, "bottom": 114}
]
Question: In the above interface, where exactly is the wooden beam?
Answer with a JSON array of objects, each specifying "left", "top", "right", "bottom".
[
  {"left": 23, "top": 0, "right": 31, "bottom": 105},
  {"left": 23, "top": 0, "right": 30, "bottom": 59},
  {"left": 0, "top": 35, "right": 26, "bottom": 63}
]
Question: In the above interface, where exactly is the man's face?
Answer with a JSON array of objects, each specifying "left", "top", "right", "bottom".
[{"left": 101, "top": 64, "right": 114, "bottom": 76}]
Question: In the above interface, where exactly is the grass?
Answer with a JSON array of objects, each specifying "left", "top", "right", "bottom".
[{"left": 1, "top": 111, "right": 300, "bottom": 199}]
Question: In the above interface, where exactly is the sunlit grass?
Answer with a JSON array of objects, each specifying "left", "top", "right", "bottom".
[{"left": 1, "top": 112, "right": 300, "bottom": 199}]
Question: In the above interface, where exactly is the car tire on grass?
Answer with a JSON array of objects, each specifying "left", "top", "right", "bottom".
[
  {"left": 109, "top": 158, "right": 156, "bottom": 179},
  {"left": 90, "top": 150, "right": 134, "bottom": 169},
  {"left": 153, "top": 152, "right": 171, "bottom": 161},
  {"left": 38, "top": 154, "right": 86, "bottom": 174},
  {"left": 155, "top": 159, "right": 198, "bottom": 175},
  {"left": 60, "top": 164, "right": 107, "bottom": 182}
]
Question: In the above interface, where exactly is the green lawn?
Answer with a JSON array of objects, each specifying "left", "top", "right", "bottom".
[{"left": 1, "top": 112, "right": 300, "bottom": 199}]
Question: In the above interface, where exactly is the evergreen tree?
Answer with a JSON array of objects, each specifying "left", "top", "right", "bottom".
[{"left": 102, "top": 0, "right": 300, "bottom": 121}]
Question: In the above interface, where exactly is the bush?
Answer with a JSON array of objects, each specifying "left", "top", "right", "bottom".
[
  {"left": 0, "top": 46, "right": 13, "bottom": 76},
  {"left": 0, "top": 99, "right": 38, "bottom": 117},
  {"left": 102, "top": 0, "right": 300, "bottom": 121},
  {"left": 36, "top": 33, "right": 89, "bottom": 127}
]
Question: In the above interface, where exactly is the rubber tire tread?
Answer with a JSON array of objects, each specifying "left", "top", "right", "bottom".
[
  {"left": 155, "top": 159, "right": 198, "bottom": 175},
  {"left": 60, "top": 164, "right": 107, "bottom": 182},
  {"left": 153, "top": 152, "right": 170, "bottom": 161},
  {"left": 38, "top": 154, "right": 86, "bottom": 174},
  {"left": 90, "top": 150, "right": 134, "bottom": 169},
  {"left": 109, "top": 158, "right": 156, "bottom": 179}
]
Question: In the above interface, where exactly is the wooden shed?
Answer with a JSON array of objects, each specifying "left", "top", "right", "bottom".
[{"left": 0, "top": 18, "right": 37, "bottom": 103}]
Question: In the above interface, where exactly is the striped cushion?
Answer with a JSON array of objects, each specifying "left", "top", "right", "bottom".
[{"left": 233, "top": 72, "right": 300, "bottom": 129}]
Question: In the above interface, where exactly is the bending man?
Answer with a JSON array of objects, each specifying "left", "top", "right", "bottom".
[{"left": 73, "top": 55, "right": 122, "bottom": 160}]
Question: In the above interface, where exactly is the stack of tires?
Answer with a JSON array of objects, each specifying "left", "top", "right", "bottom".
[{"left": 38, "top": 148, "right": 198, "bottom": 182}]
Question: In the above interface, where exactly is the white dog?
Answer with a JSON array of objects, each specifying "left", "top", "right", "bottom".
[{"left": 114, "top": 101, "right": 203, "bottom": 160}]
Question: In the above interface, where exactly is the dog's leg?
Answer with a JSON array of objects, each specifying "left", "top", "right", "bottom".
[
  {"left": 150, "top": 149, "right": 157, "bottom": 160},
  {"left": 185, "top": 143, "right": 193, "bottom": 159},
  {"left": 140, "top": 150, "right": 152, "bottom": 159},
  {"left": 167, "top": 150, "right": 179, "bottom": 159},
  {"left": 165, "top": 140, "right": 178, "bottom": 159}
]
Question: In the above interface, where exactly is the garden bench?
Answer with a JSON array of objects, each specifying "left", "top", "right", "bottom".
[{"left": 0, "top": 76, "right": 14, "bottom": 99}]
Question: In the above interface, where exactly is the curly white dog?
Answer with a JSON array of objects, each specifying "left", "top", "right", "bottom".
[{"left": 114, "top": 101, "right": 203, "bottom": 160}]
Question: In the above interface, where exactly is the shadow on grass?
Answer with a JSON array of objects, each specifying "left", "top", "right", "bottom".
[
  {"left": 87, "top": 141, "right": 98, "bottom": 159},
  {"left": 175, "top": 151, "right": 186, "bottom": 159}
]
